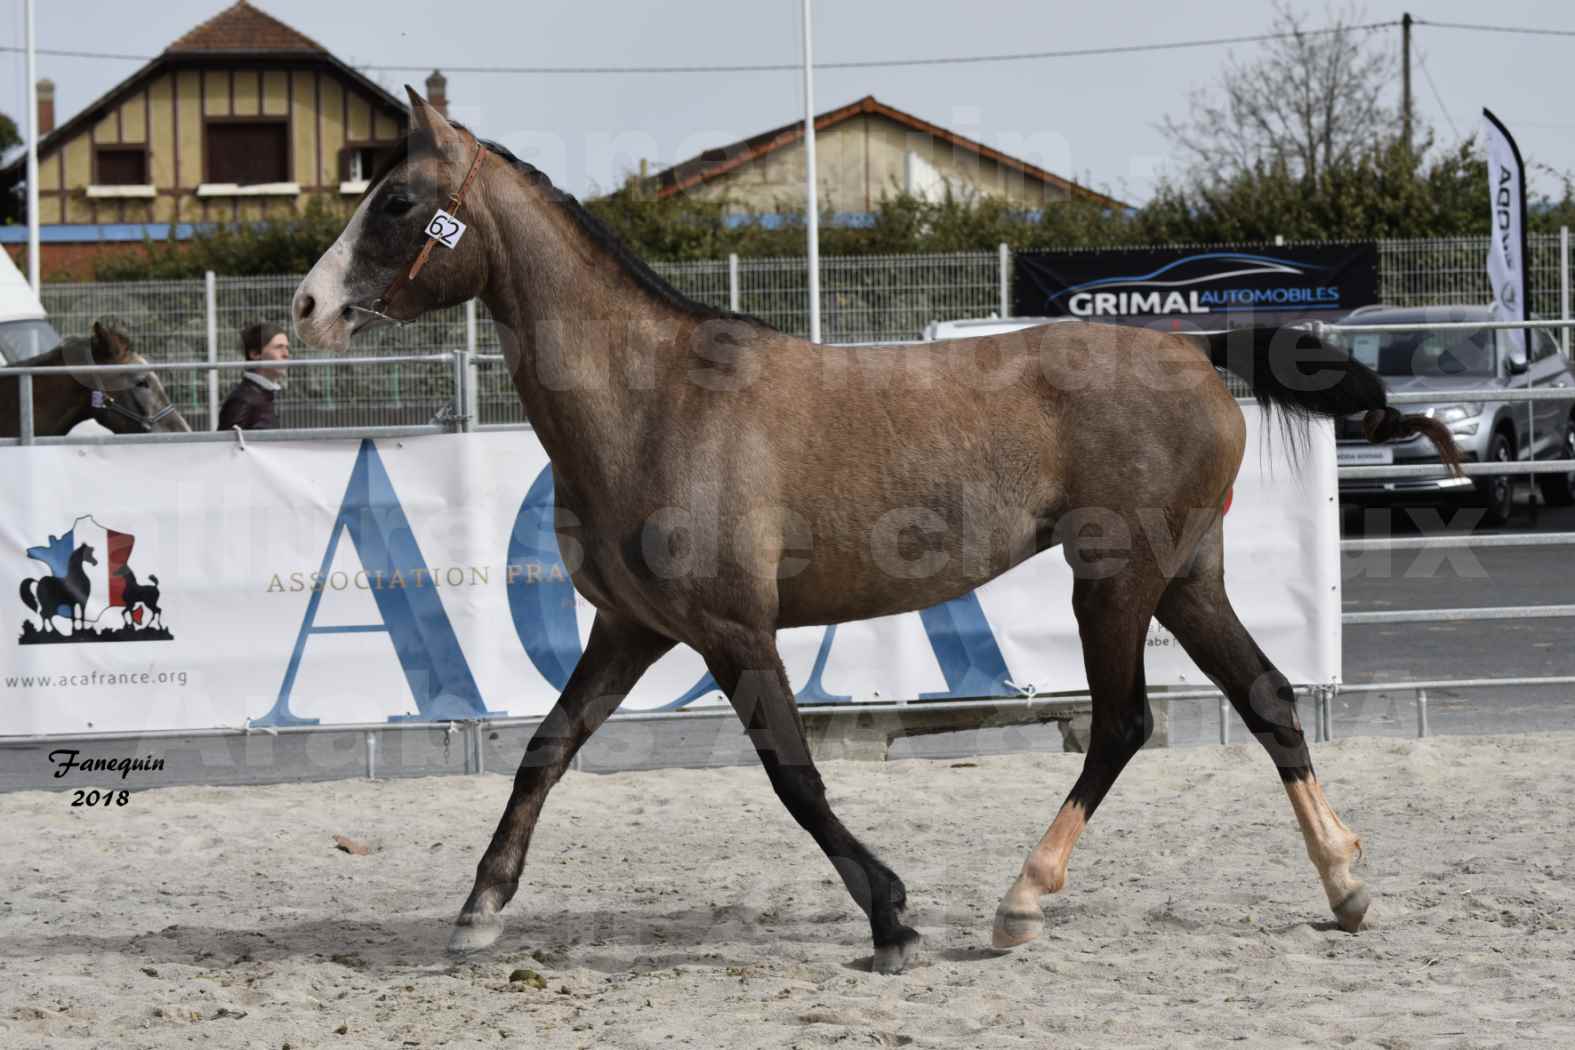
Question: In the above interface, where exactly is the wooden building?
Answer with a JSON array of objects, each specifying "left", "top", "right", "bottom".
[
  {"left": 4, "top": 0, "right": 423, "bottom": 229},
  {"left": 648, "top": 95, "right": 1126, "bottom": 215}
]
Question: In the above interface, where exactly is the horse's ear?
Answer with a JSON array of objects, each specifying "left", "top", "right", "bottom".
[
  {"left": 90, "top": 320, "right": 131, "bottom": 364},
  {"left": 405, "top": 85, "right": 465, "bottom": 151}
]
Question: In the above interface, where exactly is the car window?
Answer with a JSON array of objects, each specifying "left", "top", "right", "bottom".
[
  {"left": 1531, "top": 328, "right": 1560, "bottom": 363},
  {"left": 0, "top": 319, "right": 62, "bottom": 364},
  {"left": 1344, "top": 326, "right": 1497, "bottom": 377}
]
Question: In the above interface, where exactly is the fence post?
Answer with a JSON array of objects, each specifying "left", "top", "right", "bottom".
[
  {"left": 1218, "top": 694, "right": 1229, "bottom": 745},
  {"left": 448, "top": 352, "right": 470, "bottom": 433},
  {"left": 728, "top": 253, "right": 741, "bottom": 313},
  {"left": 997, "top": 242, "right": 1010, "bottom": 318},
  {"left": 1415, "top": 688, "right": 1430, "bottom": 738},
  {"left": 464, "top": 299, "right": 480, "bottom": 430},
  {"left": 17, "top": 372, "right": 34, "bottom": 446},
  {"left": 204, "top": 271, "right": 219, "bottom": 430},
  {"left": 1561, "top": 226, "right": 1570, "bottom": 356}
]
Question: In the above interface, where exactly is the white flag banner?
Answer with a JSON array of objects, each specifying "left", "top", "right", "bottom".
[
  {"left": 1483, "top": 108, "right": 1529, "bottom": 357},
  {"left": 0, "top": 416, "right": 1340, "bottom": 737}
]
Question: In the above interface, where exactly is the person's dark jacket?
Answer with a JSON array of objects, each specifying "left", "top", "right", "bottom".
[{"left": 217, "top": 374, "right": 277, "bottom": 431}]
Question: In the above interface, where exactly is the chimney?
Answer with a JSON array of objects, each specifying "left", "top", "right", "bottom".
[
  {"left": 424, "top": 70, "right": 448, "bottom": 117},
  {"left": 37, "top": 78, "right": 55, "bottom": 136}
]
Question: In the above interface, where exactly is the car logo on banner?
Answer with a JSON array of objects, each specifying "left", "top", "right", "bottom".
[
  {"left": 1013, "top": 244, "right": 1380, "bottom": 323},
  {"left": 17, "top": 515, "right": 172, "bottom": 644}
]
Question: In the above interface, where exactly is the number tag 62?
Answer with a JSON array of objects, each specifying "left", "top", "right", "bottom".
[{"left": 425, "top": 209, "right": 468, "bottom": 249}]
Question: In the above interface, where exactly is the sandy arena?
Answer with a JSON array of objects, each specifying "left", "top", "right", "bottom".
[{"left": 3, "top": 732, "right": 1574, "bottom": 1049}]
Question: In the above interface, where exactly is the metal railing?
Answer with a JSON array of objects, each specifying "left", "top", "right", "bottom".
[
  {"left": 1315, "top": 317, "right": 1575, "bottom": 752},
  {"left": 0, "top": 350, "right": 515, "bottom": 447},
  {"left": 29, "top": 231, "right": 1568, "bottom": 432},
  {"left": 1320, "top": 316, "right": 1575, "bottom": 638}
]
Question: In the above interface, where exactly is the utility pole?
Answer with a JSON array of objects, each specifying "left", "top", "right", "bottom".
[
  {"left": 801, "top": 0, "right": 821, "bottom": 344},
  {"left": 1401, "top": 12, "right": 1413, "bottom": 153},
  {"left": 24, "top": 0, "right": 40, "bottom": 292}
]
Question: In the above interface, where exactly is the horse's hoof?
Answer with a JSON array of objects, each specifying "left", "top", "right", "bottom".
[
  {"left": 991, "top": 902, "right": 1045, "bottom": 950},
  {"left": 448, "top": 913, "right": 503, "bottom": 954},
  {"left": 1332, "top": 885, "right": 1370, "bottom": 934},
  {"left": 870, "top": 926, "right": 921, "bottom": 975}
]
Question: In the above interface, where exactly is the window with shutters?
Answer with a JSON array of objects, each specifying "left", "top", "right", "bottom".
[
  {"left": 206, "top": 121, "right": 289, "bottom": 185},
  {"left": 95, "top": 148, "right": 149, "bottom": 186},
  {"left": 339, "top": 144, "right": 397, "bottom": 187}
]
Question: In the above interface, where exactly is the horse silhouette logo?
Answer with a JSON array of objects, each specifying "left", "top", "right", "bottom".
[{"left": 17, "top": 516, "right": 172, "bottom": 644}]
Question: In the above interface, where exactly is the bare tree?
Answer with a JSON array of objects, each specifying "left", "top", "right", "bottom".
[{"left": 1159, "top": 2, "right": 1397, "bottom": 183}]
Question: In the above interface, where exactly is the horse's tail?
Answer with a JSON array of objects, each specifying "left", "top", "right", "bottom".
[
  {"left": 1198, "top": 326, "right": 1463, "bottom": 476},
  {"left": 19, "top": 579, "right": 37, "bottom": 613},
  {"left": 148, "top": 574, "right": 159, "bottom": 587}
]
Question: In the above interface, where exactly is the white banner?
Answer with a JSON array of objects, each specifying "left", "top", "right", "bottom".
[
  {"left": 1484, "top": 107, "right": 1529, "bottom": 357},
  {"left": 1, "top": 410, "right": 1339, "bottom": 736}
]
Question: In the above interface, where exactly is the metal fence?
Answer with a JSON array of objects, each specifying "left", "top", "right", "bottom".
[
  {"left": 1379, "top": 234, "right": 1570, "bottom": 317},
  {"left": 31, "top": 233, "right": 1574, "bottom": 431}
]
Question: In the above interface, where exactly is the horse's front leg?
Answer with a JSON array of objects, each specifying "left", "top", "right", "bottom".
[
  {"left": 702, "top": 623, "right": 921, "bottom": 974},
  {"left": 449, "top": 612, "right": 673, "bottom": 952}
]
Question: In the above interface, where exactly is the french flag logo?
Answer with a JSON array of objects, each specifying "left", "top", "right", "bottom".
[{"left": 19, "top": 515, "right": 165, "bottom": 641}]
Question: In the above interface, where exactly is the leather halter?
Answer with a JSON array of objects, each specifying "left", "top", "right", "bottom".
[
  {"left": 370, "top": 137, "right": 489, "bottom": 318},
  {"left": 90, "top": 388, "right": 177, "bottom": 431}
]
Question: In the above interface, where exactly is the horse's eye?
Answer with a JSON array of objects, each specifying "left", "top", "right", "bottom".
[
  {"left": 383, "top": 195, "right": 416, "bottom": 217},
  {"left": 136, "top": 378, "right": 151, "bottom": 389}
]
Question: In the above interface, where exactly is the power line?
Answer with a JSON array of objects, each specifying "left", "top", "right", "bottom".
[
  {"left": 0, "top": 22, "right": 1401, "bottom": 76},
  {"left": 1416, "top": 50, "right": 1462, "bottom": 142},
  {"left": 1414, "top": 19, "right": 1575, "bottom": 39}
]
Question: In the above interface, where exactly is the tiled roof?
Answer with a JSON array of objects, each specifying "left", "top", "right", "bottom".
[
  {"left": 165, "top": 0, "right": 326, "bottom": 54},
  {"left": 650, "top": 95, "right": 1127, "bottom": 210}
]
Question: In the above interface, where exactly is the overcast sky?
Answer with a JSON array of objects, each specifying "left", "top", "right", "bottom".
[{"left": 4, "top": 0, "right": 1572, "bottom": 204}]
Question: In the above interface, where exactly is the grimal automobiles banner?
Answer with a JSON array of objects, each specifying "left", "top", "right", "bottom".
[
  {"left": 1013, "top": 243, "right": 1380, "bottom": 326},
  {"left": 0, "top": 419, "right": 1339, "bottom": 737}
]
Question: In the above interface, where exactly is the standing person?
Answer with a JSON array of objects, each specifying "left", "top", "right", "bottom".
[{"left": 218, "top": 322, "right": 289, "bottom": 430}]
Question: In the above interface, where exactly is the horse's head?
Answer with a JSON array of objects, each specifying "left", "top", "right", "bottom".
[
  {"left": 84, "top": 321, "right": 192, "bottom": 435},
  {"left": 77, "top": 544, "right": 97, "bottom": 567},
  {"left": 112, "top": 565, "right": 130, "bottom": 578},
  {"left": 293, "top": 89, "right": 492, "bottom": 351}
]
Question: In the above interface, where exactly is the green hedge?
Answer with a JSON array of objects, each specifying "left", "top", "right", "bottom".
[{"left": 84, "top": 138, "right": 1575, "bottom": 282}]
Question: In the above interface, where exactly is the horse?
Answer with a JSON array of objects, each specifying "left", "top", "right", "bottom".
[
  {"left": 0, "top": 320, "right": 192, "bottom": 439},
  {"left": 113, "top": 566, "right": 163, "bottom": 630},
  {"left": 292, "top": 90, "right": 1462, "bottom": 974},
  {"left": 20, "top": 543, "right": 97, "bottom": 633}
]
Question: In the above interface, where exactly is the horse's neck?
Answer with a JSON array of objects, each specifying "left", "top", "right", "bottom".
[
  {"left": 68, "top": 552, "right": 89, "bottom": 583},
  {"left": 3, "top": 372, "right": 92, "bottom": 437},
  {"left": 479, "top": 195, "right": 690, "bottom": 493}
]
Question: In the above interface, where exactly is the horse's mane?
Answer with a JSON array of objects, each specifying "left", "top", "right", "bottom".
[
  {"left": 370, "top": 129, "right": 774, "bottom": 331},
  {"left": 5, "top": 340, "right": 72, "bottom": 369},
  {"left": 4, "top": 333, "right": 144, "bottom": 371}
]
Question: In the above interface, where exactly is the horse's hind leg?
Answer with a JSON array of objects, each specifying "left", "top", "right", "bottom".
[
  {"left": 449, "top": 612, "right": 674, "bottom": 952},
  {"left": 993, "top": 564, "right": 1167, "bottom": 949},
  {"left": 1154, "top": 522, "right": 1368, "bottom": 932},
  {"left": 702, "top": 625, "right": 920, "bottom": 974}
]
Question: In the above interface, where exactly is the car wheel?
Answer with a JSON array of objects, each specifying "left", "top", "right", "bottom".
[
  {"left": 1537, "top": 419, "right": 1575, "bottom": 507},
  {"left": 1471, "top": 430, "right": 1516, "bottom": 527}
]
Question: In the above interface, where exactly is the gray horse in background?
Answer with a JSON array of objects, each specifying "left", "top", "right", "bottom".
[{"left": 0, "top": 320, "right": 190, "bottom": 438}]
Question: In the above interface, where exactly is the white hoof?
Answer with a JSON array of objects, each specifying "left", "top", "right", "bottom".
[{"left": 448, "top": 914, "right": 503, "bottom": 953}]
